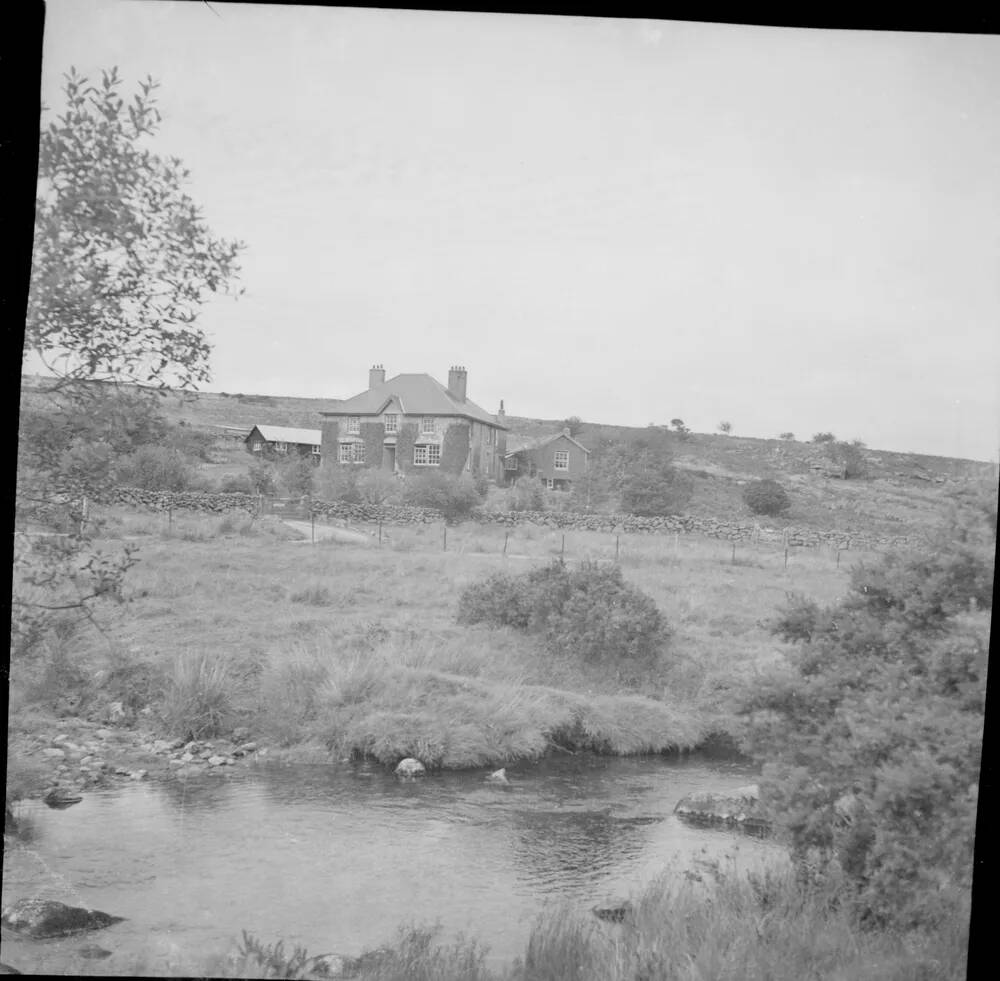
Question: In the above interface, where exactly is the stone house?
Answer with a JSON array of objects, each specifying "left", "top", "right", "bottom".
[
  {"left": 503, "top": 430, "right": 590, "bottom": 490},
  {"left": 319, "top": 365, "right": 508, "bottom": 481},
  {"left": 245, "top": 425, "right": 322, "bottom": 462}
]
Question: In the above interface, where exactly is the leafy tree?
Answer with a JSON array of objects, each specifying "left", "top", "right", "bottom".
[
  {"left": 811, "top": 431, "right": 837, "bottom": 444},
  {"left": 277, "top": 456, "right": 316, "bottom": 498},
  {"left": 742, "top": 478, "right": 791, "bottom": 516},
  {"left": 717, "top": 421, "right": 732, "bottom": 435},
  {"left": 28, "top": 67, "right": 243, "bottom": 389},
  {"left": 402, "top": 472, "right": 482, "bottom": 524},
  {"left": 14, "top": 67, "right": 243, "bottom": 651},
  {"left": 743, "top": 511, "right": 993, "bottom": 928},
  {"left": 779, "top": 432, "right": 796, "bottom": 441},
  {"left": 562, "top": 416, "right": 584, "bottom": 437},
  {"left": 508, "top": 475, "right": 546, "bottom": 512},
  {"left": 826, "top": 439, "right": 868, "bottom": 479},
  {"left": 669, "top": 418, "right": 691, "bottom": 440},
  {"left": 113, "top": 445, "right": 193, "bottom": 491}
]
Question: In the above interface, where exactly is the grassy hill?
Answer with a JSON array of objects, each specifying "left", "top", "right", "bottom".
[{"left": 20, "top": 375, "right": 997, "bottom": 541}]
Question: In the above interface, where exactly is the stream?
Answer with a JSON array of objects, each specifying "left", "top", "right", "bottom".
[{"left": 1, "top": 753, "right": 781, "bottom": 974}]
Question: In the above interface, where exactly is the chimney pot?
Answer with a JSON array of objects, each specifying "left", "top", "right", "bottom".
[
  {"left": 447, "top": 364, "right": 468, "bottom": 403},
  {"left": 369, "top": 364, "right": 386, "bottom": 390}
]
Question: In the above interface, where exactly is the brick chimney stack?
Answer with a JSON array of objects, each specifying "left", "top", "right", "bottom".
[
  {"left": 448, "top": 365, "right": 467, "bottom": 402},
  {"left": 497, "top": 399, "right": 506, "bottom": 425},
  {"left": 369, "top": 364, "right": 386, "bottom": 390}
]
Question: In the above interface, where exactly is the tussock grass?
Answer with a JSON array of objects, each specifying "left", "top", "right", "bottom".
[{"left": 160, "top": 651, "right": 234, "bottom": 740}]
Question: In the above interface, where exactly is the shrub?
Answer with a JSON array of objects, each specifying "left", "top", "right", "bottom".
[
  {"left": 403, "top": 472, "right": 482, "bottom": 524},
  {"left": 356, "top": 468, "right": 401, "bottom": 505},
  {"left": 811, "top": 431, "right": 837, "bottom": 443},
  {"left": 316, "top": 464, "right": 361, "bottom": 504},
  {"left": 458, "top": 560, "right": 668, "bottom": 667},
  {"left": 779, "top": 431, "right": 796, "bottom": 441},
  {"left": 113, "top": 445, "right": 193, "bottom": 491},
  {"left": 743, "top": 478, "right": 791, "bottom": 516},
  {"left": 826, "top": 439, "right": 868, "bottom": 479},
  {"left": 278, "top": 455, "right": 315, "bottom": 497},
  {"left": 509, "top": 475, "right": 546, "bottom": 512},
  {"left": 621, "top": 462, "right": 693, "bottom": 516},
  {"left": 220, "top": 473, "right": 254, "bottom": 494}
]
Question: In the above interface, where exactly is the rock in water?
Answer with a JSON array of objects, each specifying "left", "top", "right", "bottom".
[
  {"left": 1, "top": 899, "right": 126, "bottom": 938},
  {"left": 43, "top": 788, "right": 83, "bottom": 809},
  {"left": 592, "top": 901, "right": 633, "bottom": 923},
  {"left": 485, "top": 768, "right": 509, "bottom": 785},
  {"left": 673, "top": 785, "right": 769, "bottom": 835},
  {"left": 394, "top": 758, "right": 426, "bottom": 777},
  {"left": 78, "top": 945, "right": 113, "bottom": 960}
]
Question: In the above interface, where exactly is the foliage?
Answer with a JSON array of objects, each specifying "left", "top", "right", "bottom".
[
  {"left": 458, "top": 560, "right": 668, "bottom": 667},
  {"left": 28, "top": 67, "right": 243, "bottom": 389},
  {"left": 563, "top": 416, "right": 584, "bottom": 437},
  {"left": 509, "top": 475, "right": 547, "bottom": 512},
  {"left": 235, "top": 931, "right": 338, "bottom": 980},
  {"left": 440, "top": 423, "right": 471, "bottom": 474},
  {"left": 395, "top": 422, "right": 417, "bottom": 473},
  {"left": 742, "top": 478, "right": 791, "bottom": 516},
  {"left": 360, "top": 421, "right": 385, "bottom": 469},
  {"left": 811, "top": 432, "right": 837, "bottom": 444},
  {"left": 826, "top": 439, "right": 869, "bottom": 479},
  {"left": 620, "top": 457, "right": 693, "bottom": 517},
  {"left": 278, "top": 455, "right": 316, "bottom": 498},
  {"left": 247, "top": 460, "right": 277, "bottom": 495},
  {"left": 744, "top": 517, "right": 993, "bottom": 928},
  {"left": 356, "top": 468, "right": 401, "bottom": 505},
  {"left": 220, "top": 473, "right": 255, "bottom": 494},
  {"left": 114, "top": 445, "right": 194, "bottom": 491},
  {"left": 779, "top": 431, "right": 796, "bottom": 441},
  {"left": 717, "top": 420, "right": 732, "bottom": 434},
  {"left": 402, "top": 472, "right": 482, "bottom": 524},
  {"left": 669, "top": 417, "right": 691, "bottom": 440},
  {"left": 315, "top": 464, "right": 360, "bottom": 503}
]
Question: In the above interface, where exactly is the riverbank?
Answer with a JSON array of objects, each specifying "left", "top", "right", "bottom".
[{"left": 7, "top": 505, "right": 856, "bottom": 803}]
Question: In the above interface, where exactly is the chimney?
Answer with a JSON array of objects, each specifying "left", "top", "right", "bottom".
[
  {"left": 563, "top": 427, "right": 570, "bottom": 436},
  {"left": 497, "top": 399, "right": 506, "bottom": 424},
  {"left": 448, "top": 365, "right": 467, "bottom": 402},
  {"left": 369, "top": 364, "right": 385, "bottom": 390}
]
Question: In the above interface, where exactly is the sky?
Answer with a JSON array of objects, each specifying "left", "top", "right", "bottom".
[{"left": 33, "top": 1, "right": 1000, "bottom": 461}]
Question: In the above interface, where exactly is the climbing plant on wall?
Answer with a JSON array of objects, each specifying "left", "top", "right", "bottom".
[
  {"left": 395, "top": 422, "right": 417, "bottom": 474},
  {"left": 360, "top": 422, "right": 385, "bottom": 469},
  {"left": 441, "top": 423, "right": 470, "bottom": 475}
]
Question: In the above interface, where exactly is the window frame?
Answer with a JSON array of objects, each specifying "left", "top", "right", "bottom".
[
  {"left": 338, "top": 442, "right": 353, "bottom": 464},
  {"left": 384, "top": 413, "right": 399, "bottom": 434},
  {"left": 346, "top": 416, "right": 361, "bottom": 434},
  {"left": 420, "top": 416, "right": 435, "bottom": 435},
  {"left": 427, "top": 443, "right": 441, "bottom": 466},
  {"left": 554, "top": 450, "right": 569, "bottom": 471}
]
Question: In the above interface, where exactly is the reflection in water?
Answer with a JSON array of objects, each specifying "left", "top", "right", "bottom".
[{"left": 1, "top": 755, "right": 779, "bottom": 973}]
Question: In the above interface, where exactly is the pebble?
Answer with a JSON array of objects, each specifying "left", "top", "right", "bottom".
[
  {"left": 95, "top": 729, "right": 114, "bottom": 740},
  {"left": 129, "top": 770, "right": 148, "bottom": 781},
  {"left": 240, "top": 742, "right": 258, "bottom": 753},
  {"left": 180, "top": 753, "right": 195, "bottom": 763},
  {"left": 207, "top": 756, "right": 226, "bottom": 767},
  {"left": 51, "top": 734, "right": 70, "bottom": 745},
  {"left": 42, "top": 748, "right": 66, "bottom": 759}
]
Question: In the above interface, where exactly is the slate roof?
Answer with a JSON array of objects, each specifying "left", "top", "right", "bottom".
[
  {"left": 320, "top": 373, "right": 506, "bottom": 429},
  {"left": 252, "top": 425, "right": 322, "bottom": 445},
  {"left": 504, "top": 432, "right": 590, "bottom": 457}
]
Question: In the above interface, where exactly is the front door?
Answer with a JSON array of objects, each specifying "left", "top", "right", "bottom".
[{"left": 384, "top": 445, "right": 396, "bottom": 472}]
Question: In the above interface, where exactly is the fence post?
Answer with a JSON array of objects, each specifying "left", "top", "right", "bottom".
[
  {"left": 731, "top": 542, "right": 736, "bottom": 565},
  {"left": 168, "top": 506, "right": 173, "bottom": 532},
  {"left": 615, "top": 534, "right": 620, "bottom": 562},
  {"left": 503, "top": 531, "right": 509, "bottom": 555},
  {"left": 311, "top": 510, "right": 315, "bottom": 545},
  {"left": 379, "top": 520, "right": 383, "bottom": 547},
  {"left": 784, "top": 547, "right": 789, "bottom": 570},
  {"left": 674, "top": 531, "right": 680, "bottom": 558},
  {"left": 561, "top": 533, "right": 565, "bottom": 562},
  {"left": 443, "top": 524, "right": 447, "bottom": 552},
  {"left": 836, "top": 548, "right": 841, "bottom": 568}
]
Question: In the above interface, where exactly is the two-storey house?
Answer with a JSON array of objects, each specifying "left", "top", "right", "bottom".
[
  {"left": 319, "top": 365, "right": 508, "bottom": 481},
  {"left": 503, "top": 430, "right": 590, "bottom": 490}
]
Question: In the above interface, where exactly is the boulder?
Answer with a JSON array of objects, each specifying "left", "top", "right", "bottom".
[
  {"left": 78, "top": 944, "right": 112, "bottom": 960},
  {"left": 43, "top": 787, "right": 83, "bottom": 809},
  {"left": 673, "top": 785, "right": 769, "bottom": 835},
  {"left": 592, "top": 901, "right": 633, "bottom": 923},
  {"left": 1, "top": 899, "right": 125, "bottom": 938},
  {"left": 394, "top": 758, "right": 426, "bottom": 777},
  {"left": 485, "top": 768, "right": 509, "bottom": 785}
]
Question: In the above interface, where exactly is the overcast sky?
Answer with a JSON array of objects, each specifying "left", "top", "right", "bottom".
[{"left": 36, "top": 1, "right": 1000, "bottom": 460}]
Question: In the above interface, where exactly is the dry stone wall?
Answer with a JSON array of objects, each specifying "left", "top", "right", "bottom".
[{"left": 102, "top": 486, "right": 919, "bottom": 550}]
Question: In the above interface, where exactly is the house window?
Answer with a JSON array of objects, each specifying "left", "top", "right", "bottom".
[
  {"left": 554, "top": 450, "right": 569, "bottom": 471},
  {"left": 384, "top": 414, "right": 398, "bottom": 434},
  {"left": 347, "top": 417, "right": 360, "bottom": 434},
  {"left": 311, "top": 445, "right": 321, "bottom": 455},
  {"left": 486, "top": 428, "right": 495, "bottom": 446},
  {"left": 413, "top": 444, "right": 441, "bottom": 466},
  {"left": 421, "top": 417, "right": 435, "bottom": 435},
  {"left": 274, "top": 441, "right": 288, "bottom": 454},
  {"left": 339, "top": 443, "right": 353, "bottom": 464},
  {"left": 544, "top": 478, "right": 555, "bottom": 490},
  {"left": 504, "top": 457, "right": 518, "bottom": 471},
  {"left": 251, "top": 440, "right": 263, "bottom": 452}
]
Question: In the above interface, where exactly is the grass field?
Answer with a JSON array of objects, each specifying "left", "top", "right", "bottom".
[{"left": 8, "top": 503, "right": 866, "bottom": 774}]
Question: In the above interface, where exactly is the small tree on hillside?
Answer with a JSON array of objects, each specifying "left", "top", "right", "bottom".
[
  {"left": 742, "top": 478, "right": 790, "bottom": 517},
  {"left": 621, "top": 457, "right": 694, "bottom": 517},
  {"left": 826, "top": 439, "right": 869, "bottom": 479},
  {"left": 562, "top": 416, "right": 584, "bottom": 437},
  {"left": 669, "top": 418, "right": 691, "bottom": 440},
  {"left": 717, "top": 421, "right": 733, "bottom": 435},
  {"left": 779, "top": 432, "right": 796, "bottom": 441},
  {"left": 811, "top": 431, "right": 837, "bottom": 444}
]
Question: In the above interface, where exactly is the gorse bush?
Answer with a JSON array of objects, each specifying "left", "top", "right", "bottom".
[
  {"left": 745, "top": 512, "right": 993, "bottom": 929},
  {"left": 743, "top": 478, "right": 790, "bottom": 516},
  {"left": 458, "top": 560, "right": 668, "bottom": 666}
]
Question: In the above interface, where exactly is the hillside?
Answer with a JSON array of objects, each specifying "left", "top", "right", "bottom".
[{"left": 19, "top": 376, "right": 997, "bottom": 541}]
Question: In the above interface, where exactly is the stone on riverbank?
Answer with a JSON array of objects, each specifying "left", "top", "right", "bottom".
[
  {"left": 673, "top": 785, "right": 769, "bottom": 835},
  {"left": 485, "top": 768, "right": 509, "bottom": 785},
  {"left": 43, "top": 787, "right": 83, "bottom": 809},
  {"left": 1, "top": 899, "right": 125, "bottom": 939},
  {"left": 394, "top": 758, "right": 426, "bottom": 777}
]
